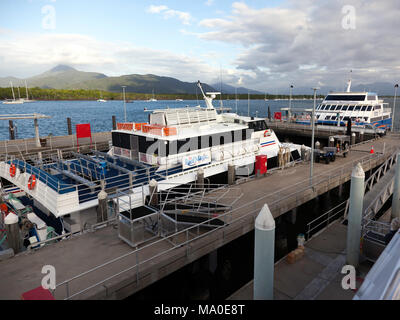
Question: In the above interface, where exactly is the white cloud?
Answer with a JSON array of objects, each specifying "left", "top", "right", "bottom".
[
  {"left": 147, "top": 5, "right": 168, "bottom": 14},
  {"left": 197, "top": 0, "right": 400, "bottom": 90},
  {"left": 0, "top": 32, "right": 240, "bottom": 85},
  {"left": 147, "top": 5, "right": 192, "bottom": 25},
  {"left": 205, "top": 0, "right": 214, "bottom": 6}
]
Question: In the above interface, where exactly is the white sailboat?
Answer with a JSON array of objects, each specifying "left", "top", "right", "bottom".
[
  {"left": 148, "top": 89, "right": 157, "bottom": 102},
  {"left": 3, "top": 81, "right": 24, "bottom": 104},
  {"left": 97, "top": 91, "right": 107, "bottom": 102},
  {"left": 22, "top": 80, "right": 35, "bottom": 102}
]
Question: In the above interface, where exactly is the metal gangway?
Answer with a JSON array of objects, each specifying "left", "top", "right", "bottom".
[
  {"left": 306, "top": 149, "right": 399, "bottom": 243},
  {"left": 116, "top": 182, "right": 243, "bottom": 247}
]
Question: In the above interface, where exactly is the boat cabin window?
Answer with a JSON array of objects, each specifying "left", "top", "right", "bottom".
[
  {"left": 247, "top": 120, "right": 268, "bottom": 131},
  {"left": 348, "top": 106, "right": 355, "bottom": 111},
  {"left": 367, "top": 106, "right": 373, "bottom": 111},
  {"left": 361, "top": 106, "right": 367, "bottom": 111},
  {"left": 325, "top": 95, "right": 366, "bottom": 101},
  {"left": 326, "top": 116, "right": 331, "bottom": 120},
  {"left": 351, "top": 117, "right": 356, "bottom": 121},
  {"left": 331, "top": 116, "right": 337, "bottom": 120},
  {"left": 364, "top": 117, "right": 369, "bottom": 121},
  {"left": 354, "top": 105, "right": 361, "bottom": 111},
  {"left": 343, "top": 116, "right": 350, "bottom": 121},
  {"left": 342, "top": 106, "right": 349, "bottom": 111},
  {"left": 335, "top": 105, "right": 342, "bottom": 110},
  {"left": 329, "top": 105, "right": 336, "bottom": 110}
]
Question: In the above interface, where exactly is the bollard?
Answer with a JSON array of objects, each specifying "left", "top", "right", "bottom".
[
  {"left": 346, "top": 163, "right": 365, "bottom": 268},
  {"left": 328, "top": 137, "right": 334, "bottom": 147},
  {"left": 5, "top": 212, "right": 21, "bottom": 254},
  {"left": 315, "top": 141, "right": 321, "bottom": 150},
  {"left": 97, "top": 189, "right": 108, "bottom": 223},
  {"left": 351, "top": 133, "right": 356, "bottom": 145},
  {"left": 67, "top": 118, "right": 72, "bottom": 135},
  {"left": 391, "top": 153, "right": 400, "bottom": 219},
  {"left": 197, "top": 168, "right": 204, "bottom": 189},
  {"left": 254, "top": 204, "right": 275, "bottom": 300},
  {"left": 228, "top": 164, "right": 236, "bottom": 185},
  {"left": 112, "top": 115, "right": 117, "bottom": 130},
  {"left": 301, "top": 144, "right": 306, "bottom": 160},
  {"left": 149, "top": 179, "right": 158, "bottom": 207}
]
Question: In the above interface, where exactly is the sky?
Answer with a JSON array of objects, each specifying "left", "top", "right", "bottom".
[{"left": 0, "top": 0, "right": 399, "bottom": 92}]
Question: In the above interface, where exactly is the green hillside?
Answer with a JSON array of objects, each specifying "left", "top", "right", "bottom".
[{"left": 0, "top": 65, "right": 215, "bottom": 94}]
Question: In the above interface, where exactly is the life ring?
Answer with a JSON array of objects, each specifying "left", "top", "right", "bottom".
[
  {"left": 28, "top": 175, "right": 37, "bottom": 190},
  {"left": 264, "top": 130, "right": 271, "bottom": 137},
  {"left": 9, "top": 164, "right": 16, "bottom": 177}
]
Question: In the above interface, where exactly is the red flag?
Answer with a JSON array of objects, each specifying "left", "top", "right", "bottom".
[{"left": 274, "top": 112, "right": 282, "bottom": 120}]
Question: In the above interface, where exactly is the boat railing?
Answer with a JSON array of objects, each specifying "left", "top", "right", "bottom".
[{"left": 53, "top": 143, "right": 400, "bottom": 300}]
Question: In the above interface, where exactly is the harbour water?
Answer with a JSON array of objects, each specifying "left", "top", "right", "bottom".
[
  {"left": 1, "top": 98, "right": 397, "bottom": 141},
  {"left": 0, "top": 99, "right": 314, "bottom": 140}
]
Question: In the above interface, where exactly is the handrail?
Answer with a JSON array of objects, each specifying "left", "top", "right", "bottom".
[{"left": 53, "top": 144, "right": 398, "bottom": 300}]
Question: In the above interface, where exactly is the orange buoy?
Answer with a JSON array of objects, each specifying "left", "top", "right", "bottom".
[
  {"left": 28, "top": 174, "right": 37, "bottom": 190},
  {"left": 9, "top": 164, "right": 16, "bottom": 177}
]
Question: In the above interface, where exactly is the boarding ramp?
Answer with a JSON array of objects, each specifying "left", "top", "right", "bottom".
[{"left": 116, "top": 183, "right": 243, "bottom": 247}]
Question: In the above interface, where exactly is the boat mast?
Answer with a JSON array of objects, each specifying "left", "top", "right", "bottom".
[
  {"left": 235, "top": 87, "right": 238, "bottom": 114},
  {"left": 247, "top": 90, "right": 250, "bottom": 116},
  {"left": 346, "top": 70, "right": 352, "bottom": 93},
  {"left": 10, "top": 81, "right": 15, "bottom": 101},
  {"left": 25, "top": 80, "right": 29, "bottom": 100}
]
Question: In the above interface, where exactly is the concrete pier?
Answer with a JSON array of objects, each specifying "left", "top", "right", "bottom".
[{"left": 0, "top": 133, "right": 397, "bottom": 300}]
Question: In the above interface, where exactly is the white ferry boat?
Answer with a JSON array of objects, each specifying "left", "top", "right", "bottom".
[
  {"left": 296, "top": 80, "right": 392, "bottom": 130},
  {"left": 112, "top": 81, "right": 304, "bottom": 177}
]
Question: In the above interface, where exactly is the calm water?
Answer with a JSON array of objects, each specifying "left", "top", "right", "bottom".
[{"left": 0, "top": 98, "right": 397, "bottom": 140}]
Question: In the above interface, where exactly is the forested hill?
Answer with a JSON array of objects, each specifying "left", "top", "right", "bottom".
[{"left": 0, "top": 65, "right": 215, "bottom": 94}]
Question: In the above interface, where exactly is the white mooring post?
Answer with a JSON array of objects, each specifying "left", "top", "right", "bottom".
[
  {"left": 346, "top": 163, "right": 365, "bottom": 268},
  {"left": 254, "top": 204, "right": 275, "bottom": 300},
  {"left": 391, "top": 153, "right": 400, "bottom": 219}
]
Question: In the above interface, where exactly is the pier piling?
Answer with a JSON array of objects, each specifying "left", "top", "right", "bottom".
[
  {"left": 329, "top": 137, "right": 334, "bottom": 147},
  {"left": 8, "top": 120, "right": 15, "bottom": 140},
  {"left": 196, "top": 168, "right": 204, "bottom": 189},
  {"left": 5, "top": 212, "right": 21, "bottom": 254},
  {"left": 228, "top": 164, "right": 236, "bottom": 185},
  {"left": 112, "top": 116, "right": 117, "bottom": 130},
  {"left": 346, "top": 163, "right": 365, "bottom": 268},
  {"left": 97, "top": 187, "right": 108, "bottom": 223},
  {"left": 67, "top": 118, "right": 72, "bottom": 135},
  {"left": 391, "top": 153, "right": 400, "bottom": 219},
  {"left": 254, "top": 204, "right": 275, "bottom": 300},
  {"left": 351, "top": 133, "right": 356, "bottom": 146}
]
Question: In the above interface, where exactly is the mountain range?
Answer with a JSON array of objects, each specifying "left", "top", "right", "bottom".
[
  {"left": 0, "top": 65, "right": 397, "bottom": 96},
  {"left": 0, "top": 65, "right": 218, "bottom": 94}
]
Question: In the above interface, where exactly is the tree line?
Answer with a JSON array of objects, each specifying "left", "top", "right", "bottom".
[{"left": 0, "top": 87, "right": 323, "bottom": 101}]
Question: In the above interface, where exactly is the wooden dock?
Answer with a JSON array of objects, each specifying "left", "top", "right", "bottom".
[{"left": 0, "top": 133, "right": 398, "bottom": 300}]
